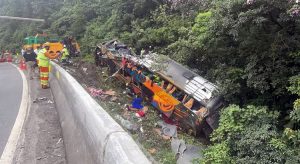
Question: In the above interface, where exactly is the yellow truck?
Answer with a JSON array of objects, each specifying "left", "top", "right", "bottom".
[{"left": 23, "top": 34, "right": 80, "bottom": 59}]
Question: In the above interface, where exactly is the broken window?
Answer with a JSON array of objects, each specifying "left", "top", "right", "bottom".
[
  {"left": 172, "top": 89, "right": 185, "bottom": 101},
  {"left": 184, "top": 97, "right": 194, "bottom": 109}
]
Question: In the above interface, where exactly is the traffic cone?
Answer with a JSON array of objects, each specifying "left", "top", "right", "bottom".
[{"left": 19, "top": 59, "right": 26, "bottom": 70}]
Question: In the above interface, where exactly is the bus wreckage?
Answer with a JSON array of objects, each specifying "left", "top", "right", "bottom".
[{"left": 94, "top": 40, "right": 225, "bottom": 137}]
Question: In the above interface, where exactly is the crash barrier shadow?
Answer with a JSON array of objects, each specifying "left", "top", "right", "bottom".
[{"left": 49, "top": 62, "right": 150, "bottom": 164}]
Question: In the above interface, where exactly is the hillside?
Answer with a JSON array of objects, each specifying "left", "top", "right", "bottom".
[{"left": 0, "top": 0, "right": 299, "bottom": 163}]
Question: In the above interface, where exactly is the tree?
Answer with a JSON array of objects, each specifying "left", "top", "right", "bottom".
[
  {"left": 202, "top": 105, "right": 299, "bottom": 163},
  {"left": 187, "top": 0, "right": 300, "bottom": 113},
  {"left": 288, "top": 75, "right": 300, "bottom": 124}
]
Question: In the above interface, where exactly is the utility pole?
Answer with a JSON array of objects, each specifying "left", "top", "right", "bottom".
[{"left": 0, "top": 16, "right": 45, "bottom": 22}]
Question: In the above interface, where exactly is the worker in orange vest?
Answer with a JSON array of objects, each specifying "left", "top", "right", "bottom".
[{"left": 36, "top": 42, "right": 51, "bottom": 89}]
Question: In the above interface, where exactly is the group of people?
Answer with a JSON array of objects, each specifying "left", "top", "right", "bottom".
[
  {"left": 22, "top": 43, "right": 70, "bottom": 89},
  {"left": 0, "top": 50, "right": 13, "bottom": 61}
]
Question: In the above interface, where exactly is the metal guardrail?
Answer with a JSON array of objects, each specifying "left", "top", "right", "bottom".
[{"left": 49, "top": 62, "right": 150, "bottom": 164}]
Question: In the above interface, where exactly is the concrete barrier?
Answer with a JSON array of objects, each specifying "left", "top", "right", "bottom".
[{"left": 49, "top": 62, "right": 150, "bottom": 164}]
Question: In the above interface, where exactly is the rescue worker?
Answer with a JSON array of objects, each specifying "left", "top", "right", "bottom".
[
  {"left": 36, "top": 42, "right": 51, "bottom": 89},
  {"left": 60, "top": 45, "right": 69, "bottom": 64},
  {"left": 34, "top": 46, "right": 41, "bottom": 55}
]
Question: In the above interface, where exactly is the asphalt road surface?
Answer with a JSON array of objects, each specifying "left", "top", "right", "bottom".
[{"left": 0, "top": 63, "right": 23, "bottom": 156}]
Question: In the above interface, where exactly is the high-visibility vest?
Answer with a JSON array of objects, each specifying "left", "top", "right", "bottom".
[
  {"left": 37, "top": 48, "right": 49, "bottom": 67},
  {"left": 61, "top": 48, "right": 69, "bottom": 60}
]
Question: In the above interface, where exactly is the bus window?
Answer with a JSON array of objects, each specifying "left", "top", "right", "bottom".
[
  {"left": 153, "top": 75, "right": 162, "bottom": 85},
  {"left": 194, "top": 107, "right": 208, "bottom": 118},
  {"left": 172, "top": 90, "right": 185, "bottom": 101},
  {"left": 191, "top": 101, "right": 202, "bottom": 111},
  {"left": 162, "top": 81, "right": 169, "bottom": 89},
  {"left": 123, "top": 61, "right": 131, "bottom": 77},
  {"left": 134, "top": 70, "right": 146, "bottom": 83},
  {"left": 160, "top": 80, "right": 165, "bottom": 88},
  {"left": 139, "top": 73, "right": 146, "bottom": 83},
  {"left": 133, "top": 79, "right": 139, "bottom": 86},
  {"left": 141, "top": 85, "right": 154, "bottom": 100},
  {"left": 125, "top": 62, "right": 133, "bottom": 75},
  {"left": 130, "top": 66, "right": 138, "bottom": 76},
  {"left": 182, "top": 94, "right": 188, "bottom": 103},
  {"left": 144, "top": 75, "right": 150, "bottom": 81},
  {"left": 142, "top": 69, "right": 152, "bottom": 77},
  {"left": 184, "top": 98, "right": 194, "bottom": 109},
  {"left": 168, "top": 86, "right": 176, "bottom": 94},
  {"left": 166, "top": 83, "right": 173, "bottom": 92}
]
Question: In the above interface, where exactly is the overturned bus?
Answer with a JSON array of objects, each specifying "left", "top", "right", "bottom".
[{"left": 94, "top": 40, "right": 225, "bottom": 137}]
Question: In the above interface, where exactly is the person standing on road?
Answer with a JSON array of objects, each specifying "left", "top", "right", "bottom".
[
  {"left": 34, "top": 46, "right": 41, "bottom": 55},
  {"left": 60, "top": 45, "right": 69, "bottom": 64},
  {"left": 23, "top": 47, "right": 37, "bottom": 80},
  {"left": 21, "top": 48, "right": 25, "bottom": 56},
  {"left": 36, "top": 42, "right": 51, "bottom": 89}
]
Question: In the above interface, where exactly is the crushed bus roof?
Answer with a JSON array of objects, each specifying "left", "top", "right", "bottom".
[{"left": 138, "top": 54, "right": 219, "bottom": 104}]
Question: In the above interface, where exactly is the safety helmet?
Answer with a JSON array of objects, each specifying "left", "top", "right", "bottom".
[{"left": 43, "top": 42, "right": 50, "bottom": 47}]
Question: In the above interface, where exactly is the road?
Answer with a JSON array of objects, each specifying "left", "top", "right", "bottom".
[{"left": 0, "top": 63, "right": 23, "bottom": 156}]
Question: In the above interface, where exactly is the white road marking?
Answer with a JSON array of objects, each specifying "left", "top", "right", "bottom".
[{"left": 0, "top": 64, "right": 29, "bottom": 164}]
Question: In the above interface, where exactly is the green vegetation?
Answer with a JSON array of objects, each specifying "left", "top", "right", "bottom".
[
  {"left": 1, "top": 0, "right": 299, "bottom": 163},
  {"left": 202, "top": 105, "right": 300, "bottom": 163}
]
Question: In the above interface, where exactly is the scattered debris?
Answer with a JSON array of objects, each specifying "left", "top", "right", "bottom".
[
  {"left": 115, "top": 114, "right": 139, "bottom": 131},
  {"left": 171, "top": 138, "right": 186, "bottom": 158},
  {"left": 140, "top": 126, "right": 144, "bottom": 133},
  {"left": 176, "top": 145, "right": 202, "bottom": 164},
  {"left": 157, "top": 120, "right": 177, "bottom": 138},
  {"left": 82, "top": 84, "right": 88, "bottom": 88},
  {"left": 111, "top": 96, "right": 118, "bottom": 101},
  {"left": 88, "top": 87, "right": 104, "bottom": 97},
  {"left": 88, "top": 87, "right": 117, "bottom": 100},
  {"left": 36, "top": 156, "right": 46, "bottom": 160},
  {"left": 171, "top": 138, "right": 203, "bottom": 164},
  {"left": 56, "top": 138, "right": 62, "bottom": 145},
  {"left": 82, "top": 67, "right": 88, "bottom": 74},
  {"left": 104, "top": 89, "right": 116, "bottom": 96},
  {"left": 135, "top": 110, "right": 145, "bottom": 118},
  {"left": 65, "top": 61, "right": 205, "bottom": 163},
  {"left": 33, "top": 97, "right": 53, "bottom": 104},
  {"left": 148, "top": 148, "right": 157, "bottom": 154},
  {"left": 153, "top": 128, "right": 171, "bottom": 140}
]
